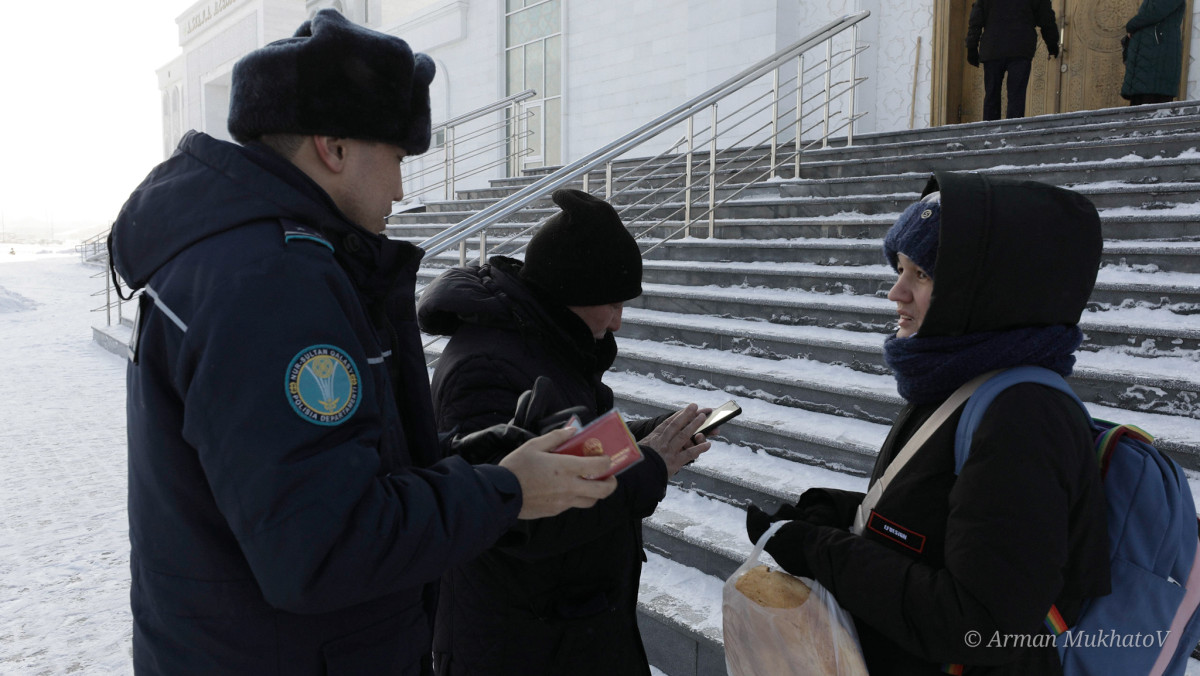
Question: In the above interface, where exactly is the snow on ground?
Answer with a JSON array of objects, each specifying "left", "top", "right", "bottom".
[{"left": 0, "top": 246, "right": 133, "bottom": 674}]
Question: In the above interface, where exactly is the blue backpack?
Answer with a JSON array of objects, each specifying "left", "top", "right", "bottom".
[{"left": 954, "top": 366, "right": 1200, "bottom": 676}]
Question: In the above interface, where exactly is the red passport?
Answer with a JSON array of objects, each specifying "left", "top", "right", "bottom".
[{"left": 552, "top": 410, "right": 644, "bottom": 480}]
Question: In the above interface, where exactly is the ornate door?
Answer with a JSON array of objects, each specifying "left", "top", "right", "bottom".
[{"left": 956, "top": 0, "right": 1143, "bottom": 122}]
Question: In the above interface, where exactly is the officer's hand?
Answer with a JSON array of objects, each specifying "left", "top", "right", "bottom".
[
  {"left": 967, "top": 46, "right": 980, "bottom": 68},
  {"left": 499, "top": 427, "right": 618, "bottom": 519},
  {"left": 639, "top": 404, "right": 710, "bottom": 476}
]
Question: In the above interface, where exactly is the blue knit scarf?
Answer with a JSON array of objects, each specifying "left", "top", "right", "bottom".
[{"left": 883, "top": 325, "right": 1083, "bottom": 405}]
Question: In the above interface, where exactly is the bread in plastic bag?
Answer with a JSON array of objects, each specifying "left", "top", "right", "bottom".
[{"left": 723, "top": 521, "right": 868, "bottom": 676}]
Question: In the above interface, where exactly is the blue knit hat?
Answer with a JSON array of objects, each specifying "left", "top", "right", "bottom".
[{"left": 883, "top": 192, "right": 941, "bottom": 279}]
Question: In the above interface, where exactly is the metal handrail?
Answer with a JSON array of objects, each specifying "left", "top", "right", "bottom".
[
  {"left": 417, "top": 11, "right": 870, "bottom": 259},
  {"left": 398, "top": 90, "right": 537, "bottom": 204},
  {"left": 434, "top": 89, "right": 537, "bottom": 133}
]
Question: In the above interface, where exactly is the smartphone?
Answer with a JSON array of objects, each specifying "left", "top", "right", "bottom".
[{"left": 696, "top": 400, "right": 741, "bottom": 437}]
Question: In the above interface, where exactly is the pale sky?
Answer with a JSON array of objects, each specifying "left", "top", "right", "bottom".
[{"left": 0, "top": 1, "right": 196, "bottom": 241}]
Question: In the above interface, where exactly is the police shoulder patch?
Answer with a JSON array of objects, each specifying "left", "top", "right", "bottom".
[{"left": 286, "top": 344, "right": 361, "bottom": 426}]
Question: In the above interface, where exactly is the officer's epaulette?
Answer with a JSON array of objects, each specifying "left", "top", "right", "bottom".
[{"left": 280, "top": 220, "right": 334, "bottom": 252}]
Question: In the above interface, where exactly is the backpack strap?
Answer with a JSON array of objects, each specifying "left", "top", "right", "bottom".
[
  {"left": 1093, "top": 421, "right": 1154, "bottom": 477},
  {"left": 947, "top": 366, "right": 1088, "bottom": 672},
  {"left": 953, "top": 365, "right": 1086, "bottom": 476},
  {"left": 850, "top": 370, "right": 1001, "bottom": 536}
]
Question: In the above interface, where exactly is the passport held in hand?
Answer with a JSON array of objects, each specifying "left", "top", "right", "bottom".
[{"left": 552, "top": 410, "right": 643, "bottom": 480}]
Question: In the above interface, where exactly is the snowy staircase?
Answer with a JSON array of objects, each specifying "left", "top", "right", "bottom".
[{"left": 392, "top": 100, "right": 1200, "bottom": 676}]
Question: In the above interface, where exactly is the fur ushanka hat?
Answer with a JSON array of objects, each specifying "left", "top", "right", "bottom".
[
  {"left": 227, "top": 9, "right": 435, "bottom": 155},
  {"left": 520, "top": 189, "right": 643, "bottom": 307}
]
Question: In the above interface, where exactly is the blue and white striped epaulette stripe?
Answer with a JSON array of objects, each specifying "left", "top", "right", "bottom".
[
  {"left": 283, "top": 229, "right": 334, "bottom": 252},
  {"left": 367, "top": 350, "right": 392, "bottom": 365},
  {"left": 144, "top": 285, "right": 188, "bottom": 334}
]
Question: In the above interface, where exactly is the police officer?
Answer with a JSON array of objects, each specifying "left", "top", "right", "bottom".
[{"left": 110, "top": 10, "right": 616, "bottom": 675}]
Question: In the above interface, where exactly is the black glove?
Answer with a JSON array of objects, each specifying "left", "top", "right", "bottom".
[
  {"left": 1120, "top": 34, "right": 1130, "bottom": 63},
  {"left": 1048, "top": 45, "right": 1059, "bottom": 59},
  {"left": 448, "top": 423, "right": 535, "bottom": 465},
  {"left": 967, "top": 46, "right": 980, "bottom": 68},
  {"left": 745, "top": 505, "right": 817, "bottom": 579},
  {"left": 512, "top": 376, "right": 589, "bottom": 434}
]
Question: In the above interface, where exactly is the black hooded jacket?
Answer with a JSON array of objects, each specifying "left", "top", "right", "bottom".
[
  {"left": 417, "top": 257, "right": 669, "bottom": 676},
  {"left": 783, "top": 172, "right": 1110, "bottom": 675},
  {"left": 967, "top": 0, "right": 1059, "bottom": 61},
  {"left": 110, "top": 131, "right": 522, "bottom": 676}
]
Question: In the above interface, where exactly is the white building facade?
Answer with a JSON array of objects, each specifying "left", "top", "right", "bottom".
[{"left": 160, "top": 0, "right": 1198, "bottom": 171}]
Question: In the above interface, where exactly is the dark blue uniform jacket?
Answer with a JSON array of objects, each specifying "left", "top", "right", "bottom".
[{"left": 110, "top": 131, "right": 522, "bottom": 676}]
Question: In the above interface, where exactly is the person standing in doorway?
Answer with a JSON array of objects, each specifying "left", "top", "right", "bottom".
[
  {"left": 1121, "top": 0, "right": 1187, "bottom": 105},
  {"left": 966, "top": 0, "right": 1060, "bottom": 121}
]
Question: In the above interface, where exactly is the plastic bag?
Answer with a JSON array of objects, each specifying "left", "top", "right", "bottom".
[{"left": 723, "top": 521, "right": 869, "bottom": 676}]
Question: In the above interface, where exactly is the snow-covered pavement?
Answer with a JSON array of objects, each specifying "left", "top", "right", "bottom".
[{"left": 1, "top": 248, "right": 132, "bottom": 673}]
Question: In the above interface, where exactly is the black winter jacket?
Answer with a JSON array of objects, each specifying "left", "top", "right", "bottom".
[
  {"left": 1121, "top": 0, "right": 1186, "bottom": 99},
  {"left": 417, "top": 257, "right": 669, "bottom": 676},
  {"left": 967, "top": 0, "right": 1059, "bottom": 61},
  {"left": 110, "top": 132, "right": 523, "bottom": 676},
  {"left": 774, "top": 172, "right": 1110, "bottom": 675}
]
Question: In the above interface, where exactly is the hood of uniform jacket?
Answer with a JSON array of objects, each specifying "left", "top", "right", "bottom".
[
  {"left": 417, "top": 256, "right": 617, "bottom": 371},
  {"left": 918, "top": 170, "right": 1101, "bottom": 338},
  {"left": 110, "top": 131, "right": 382, "bottom": 290}
]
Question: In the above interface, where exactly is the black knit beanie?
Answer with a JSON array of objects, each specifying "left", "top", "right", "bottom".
[
  {"left": 227, "top": 9, "right": 435, "bottom": 155},
  {"left": 520, "top": 189, "right": 643, "bottom": 306}
]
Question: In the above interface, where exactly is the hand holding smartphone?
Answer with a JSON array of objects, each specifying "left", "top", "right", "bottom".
[{"left": 695, "top": 400, "right": 741, "bottom": 438}]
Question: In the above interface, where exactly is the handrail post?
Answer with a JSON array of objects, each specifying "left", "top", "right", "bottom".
[
  {"left": 521, "top": 105, "right": 530, "bottom": 175},
  {"left": 605, "top": 162, "right": 613, "bottom": 199},
  {"left": 509, "top": 102, "right": 519, "bottom": 177},
  {"left": 582, "top": 172, "right": 590, "bottom": 193},
  {"left": 770, "top": 68, "right": 779, "bottom": 179},
  {"left": 708, "top": 104, "right": 717, "bottom": 239},
  {"left": 847, "top": 24, "right": 858, "bottom": 146},
  {"left": 105, "top": 266, "right": 112, "bottom": 327},
  {"left": 823, "top": 38, "right": 833, "bottom": 148},
  {"left": 795, "top": 54, "right": 803, "bottom": 177},
  {"left": 445, "top": 126, "right": 455, "bottom": 201},
  {"left": 479, "top": 229, "right": 487, "bottom": 264},
  {"left": 684, "top": 116, "right": 694, "bottom": 237},
  {"left": 459, "top": 240, "right": 467, "bottom": 266}
]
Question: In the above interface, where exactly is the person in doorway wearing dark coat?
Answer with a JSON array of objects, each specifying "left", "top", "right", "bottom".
[
  {"left": 1121, "top": 0, "right": 1187, "bottom": 105},
  {"left": 966, "top": 0, "right": 1060, "bottom": 121},
  {"left": 745, "top": 172, "right": 1111, "bottom": 675},
  {"left": 417, "top": 188, "right": 714, "bottom": 676},
  {"left": 109, "top": 11, "right": 619, "bottom": 676}
]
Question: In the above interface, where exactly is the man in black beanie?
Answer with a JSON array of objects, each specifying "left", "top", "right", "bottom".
[
  {"left": 110, "top": 11, "right": 619, "bottom": 676},
  {"left": 417, "top": 188, "right": 714, "bottom": 676}
]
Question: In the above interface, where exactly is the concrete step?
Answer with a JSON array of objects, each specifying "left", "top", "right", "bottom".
[
  {"left": 631, "top": 259, "right": 1200, "bottom": 307},
  {"left": 604, "top": 354, "right": 1200, "bottom": 471},
  {"left": 761, "top": 100, "right": 1200, "bottom": 150},
  {"left": 427, "top": 181, "right": 1200, "bottom": 228},
  {"left": 616, "top": 327, "right": 1200, "bottom": 420},
  {"left": 391, "top": 205, "right": 1200, "bottom": 242},
  {"left": 637, "top": 552, "right": 725, "bottom": 676},
  {"left": 623, "top": 279, "right": 1200, "bottom": 350},
  {"left": 402, "top": 233, "right": 1200, "bottom": 276},
  {"left": 794, "top": 132, "right": 1200, "bottom": 181}
]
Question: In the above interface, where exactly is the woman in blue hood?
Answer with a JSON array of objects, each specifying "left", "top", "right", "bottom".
[{"left": 747, "top": 171, "right": 1110, "bottom": 675}]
